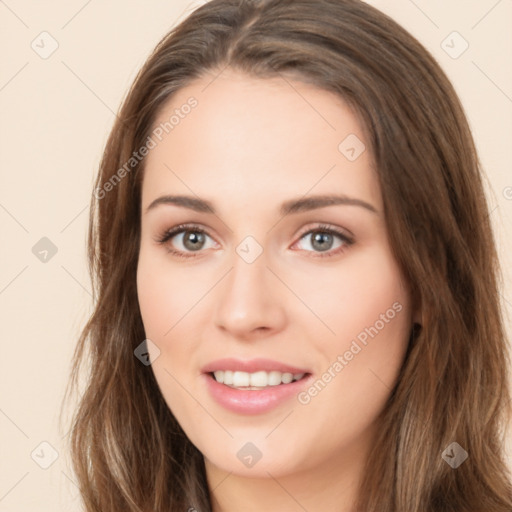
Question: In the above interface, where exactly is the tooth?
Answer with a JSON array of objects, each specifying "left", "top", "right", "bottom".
[
  {"left": 267, "top": 371, "right": 282, "bottom": 386},
  {"left": 250, "top": 371, "right": 268, "bottom": 387},
  {"left": 281, "top": 372, "right": 293, "bottom": 384},
  {"left": 232, "top": 371, "right": 250, "bottom": 387},
  {"left": 224, "top": 370, "right": 234, "bottom": 385},
  {"left": 214, "top": 369, "right": 307, "bottom": 387}
]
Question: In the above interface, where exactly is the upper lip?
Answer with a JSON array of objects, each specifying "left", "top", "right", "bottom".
[{"left": 201, "top": 358, "right": 310, "bottom": 375}]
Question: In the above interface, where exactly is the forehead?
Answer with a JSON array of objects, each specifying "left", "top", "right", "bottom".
[{"left": 142, "top": 69, "right": 381, "bottom": 212}]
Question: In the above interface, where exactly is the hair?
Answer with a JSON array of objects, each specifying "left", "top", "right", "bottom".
[{"left": 62, "top": 0, "right": 512, "bottom": 510}]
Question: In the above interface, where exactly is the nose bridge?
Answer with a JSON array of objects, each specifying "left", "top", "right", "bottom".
[
  {"left": 213, "top": 240, "right": 286, "bottom": 336},
  {"left": 230, "top": 242, "right": 268, "bottom": 295}
]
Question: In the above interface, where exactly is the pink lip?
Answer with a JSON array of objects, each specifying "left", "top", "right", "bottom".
[
  {"left": 200, "top": 358, "right": 312, "bottom": 415},
  {"left": 201, "top": 358, "right": 309, "bottom": 374}
]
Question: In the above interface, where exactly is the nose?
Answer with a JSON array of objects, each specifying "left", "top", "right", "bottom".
[{"left": 213, "top": 248, "right": 287, "bottom": 340}]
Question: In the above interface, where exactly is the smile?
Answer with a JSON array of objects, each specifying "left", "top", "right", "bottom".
[
  {"left": 211, "top": 370, "right": 305, "bottom": 389},
  {"left": 201, "top": 358, "right": 312, "bottom": 414}
]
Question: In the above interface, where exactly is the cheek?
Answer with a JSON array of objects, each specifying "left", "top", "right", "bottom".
[
  {"left": 291, "top": 245, "right": 411, "bottom": 346},
  {"left": 304, "top": 248, "right": 411, "bottom": 419},
  {"left": 294, "top": 246, "right": 412, "bottom": 412},
  {"left": 136, "top": 247, "right": 216, "bottom": 389},
  {"left": 136, "top": 248, "right": 206, "bottom": 339},
  {"left": 136, "top": 250, "right": 205, "bottom": 421}
]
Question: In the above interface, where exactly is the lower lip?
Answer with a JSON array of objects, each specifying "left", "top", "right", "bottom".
[{"left": 203, "top": 373, "right": 312, "bottom": 415}]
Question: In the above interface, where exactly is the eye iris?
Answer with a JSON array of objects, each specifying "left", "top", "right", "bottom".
[
  {"left": 311, "top": 232, "right": 333, "bottom": 251},
  {"left": 183, "top": 231, "right": 205, "bottom": 251}
]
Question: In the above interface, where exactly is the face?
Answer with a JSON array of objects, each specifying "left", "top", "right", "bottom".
[{"left": 137, "top": 69, "right": 415, "bottom": 480}]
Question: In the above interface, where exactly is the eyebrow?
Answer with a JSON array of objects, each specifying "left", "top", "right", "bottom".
[{"left": 145, "top": 194, "right": 378, "bottom": 216}]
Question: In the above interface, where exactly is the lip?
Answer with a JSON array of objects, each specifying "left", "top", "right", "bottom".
[
  {"left": 201, "top": 358, "right": 310, "bottom": 375},
  {"left": 201, "top": 358, "right": 312, "bottom": 415}
]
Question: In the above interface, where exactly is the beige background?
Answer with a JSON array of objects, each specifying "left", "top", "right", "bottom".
[{"left": 0, "top": 0, "right": 511, "bottom": 510}]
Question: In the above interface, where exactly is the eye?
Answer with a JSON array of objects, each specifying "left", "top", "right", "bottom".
[
  {"left": 156, "top": 224, "right": 217, "bottom": 258},
  {"left": 293, "top": 224, "right": 354, "bottom": 257},
  {"left": 156, "top": 223, "right": 353, "bottom": 259}
]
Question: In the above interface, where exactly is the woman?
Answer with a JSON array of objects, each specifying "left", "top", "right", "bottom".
[{"left": 63, "top": 0, "right": 512, "bottom": 510}]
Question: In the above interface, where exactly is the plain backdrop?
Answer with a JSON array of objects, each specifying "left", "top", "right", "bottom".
[{"left": 1, "top": 0, "right": 511, "bottom": 510}]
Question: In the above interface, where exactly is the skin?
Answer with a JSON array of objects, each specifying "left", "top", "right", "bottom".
[{"left": 137, "top": 68, "right": 418, "bottom": 512}]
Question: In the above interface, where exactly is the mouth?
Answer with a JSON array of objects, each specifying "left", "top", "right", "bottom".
[
  {"left": 201, "top": 358, "right": 312, "bottom": 414},
  {"left": 208, "top": 370, "right": 309, "bottom": 390}
]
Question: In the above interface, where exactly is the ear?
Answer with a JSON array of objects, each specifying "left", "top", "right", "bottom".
[
  {"left": 410, "top": 302, "right": 422, "bottom": 342},
  {"left": 411, "top": 290, "right": 422, "bottom": 327}
]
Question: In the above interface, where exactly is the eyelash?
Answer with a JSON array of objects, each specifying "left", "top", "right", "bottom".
[{"left": 155, "top": 223, "right": 354, "bottom": 259}]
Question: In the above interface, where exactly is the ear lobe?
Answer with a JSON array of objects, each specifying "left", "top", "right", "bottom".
[
  {"left": 411, "top": 322, "right": 422, "bottom": 341},
  {"left": 410, "top": 295, "right": 422, "bottom": 339},
  {"left": 411, "top": 293, "right": 422, "bottom": 327}
]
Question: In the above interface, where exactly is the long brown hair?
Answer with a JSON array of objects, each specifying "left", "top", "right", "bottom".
[{"left": 62, "top": 0, "right": 512, "bottom": 510}]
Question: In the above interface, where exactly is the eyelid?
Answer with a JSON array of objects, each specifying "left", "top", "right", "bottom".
[
  {"left": 293, "top": 222, "right": 354, "bottom": 245},
  {"left": 154, "top": 223, "right": 214, "bottom": 245},
  {"left": 289, "top": 223, "right": 354, "bottom": 258},
  {"left": 155, "top": 222, "right": 354, "bottom": 259}
]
